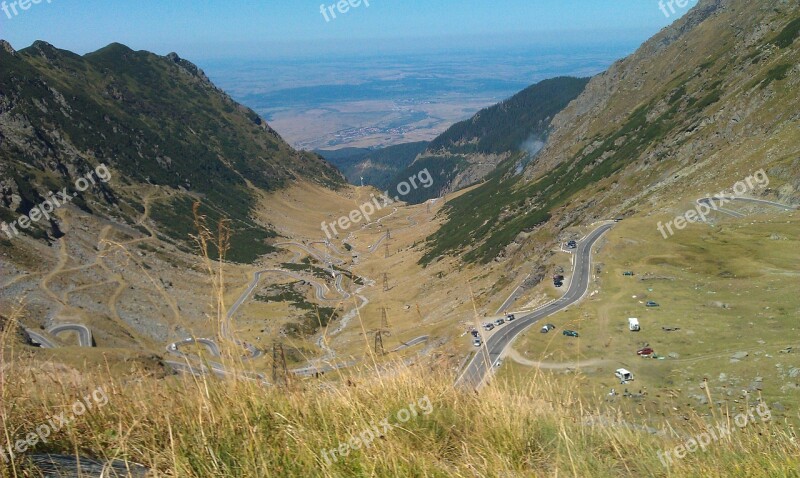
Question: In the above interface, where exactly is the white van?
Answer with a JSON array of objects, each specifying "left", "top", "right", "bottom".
[
  {"left": 615, "top": 369, "right": 634, "bottom": 383},
  {"left": 628, "top": 318, "right": 640, "bottom": 332}
]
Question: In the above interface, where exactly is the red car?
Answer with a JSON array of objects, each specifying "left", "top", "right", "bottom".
[{"left": 637, "top": 347, "right": 654, "bottom": 357}]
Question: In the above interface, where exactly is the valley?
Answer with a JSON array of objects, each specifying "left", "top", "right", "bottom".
[{"left": 1, "top": 0, "right": 799, "bottom": 476}]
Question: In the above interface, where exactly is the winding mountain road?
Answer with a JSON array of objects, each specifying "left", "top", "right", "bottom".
[
  {"left": 48, "top": 324, "right": 94, "bottom": 347},
  {"left": 25, "top": 324, "right": 94, "bottom": 348},
  {"left": 24, "top": 329, "right": 58, "bottom": 348},
  {"left": 455, "top": 223, "right": 614, "bottom": 390},
  {"left": 698, "top": 196, "right": 796, "bottom": 218}
]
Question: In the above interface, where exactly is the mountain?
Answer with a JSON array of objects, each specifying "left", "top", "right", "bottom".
[
  {"left": 422, "top": 0, "right": 800, "bottom": 264},
  {"left": 317, "top": 141, "right": 429, "bottom": 190},
  {"left": 386, "top": 76, "right": 591, "bottom": 203},
  {"left": 426, "top": 76, "right": 592, "bottom": 156},
  {"left": 0, "top": 41, "right": 343, "bottom": 262}
]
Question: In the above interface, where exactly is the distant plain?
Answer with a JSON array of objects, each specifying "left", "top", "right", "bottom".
[{"left": 202, "top": 45, "right": 637, "bottom": 150}]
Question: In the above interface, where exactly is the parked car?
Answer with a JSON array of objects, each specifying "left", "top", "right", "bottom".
[
  {"left": 540, "top": 324, "right": 556, "bottom": 334},
  {"left": 566, "top": 241, "right": 577, "bottom": 249},
  {"left": 615, "top": 368, "right": 634, "bottom": 383},
  {"left": 483, "top": 323, "right": 495, "bottom": 331},
  {"left": 470, "top": 329, "right": 480, "bottom": 338},
  {"left": 494, "top": 318, "right": 505, "bottom": 327},
  {"left": 506, "top": 314, "right": 516, "bottom": 322},
  {"left": 628, "top": 318, "right": 640, "bottom": 332},
  {"left": 563, "top": 330, "right": 579, "bottom": 337},
  {"left": 623, "top": 271, "right": 635, "bottom": 276},
  {"left": 553, "top": 274, "right": 565, "bottom": 282},
  {"left": 646, "top": 301, "right": 660, "bottom": 308},
  {"left": 554, "top": 281, "right": 563, "bottom": 288},
  {"left": 637, "top": 347, "right": 655, "bottom": 357},
  {"left": 473, "top": 338, "right": 483, "bottom": 347}
]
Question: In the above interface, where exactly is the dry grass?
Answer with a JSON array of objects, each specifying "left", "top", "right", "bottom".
[
  {"left": 3, "top": 306, "right": 800, "bottom": 477},
  {"left": 3, "top": 201, "right": 799, "bottom": 478}
]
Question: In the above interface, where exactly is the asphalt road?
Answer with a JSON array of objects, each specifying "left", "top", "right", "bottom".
[
  {"left": 48, "top": 324, "right": 94, "bottom": 347},
  {"left": 455, "top": 223, "right": 614, "bottom": 390},
  {"left": 698, "top": 196, "right": 796, "bottom": 218},
  {"left": 24, "top": 329, "right": 58, "bottom": 348},
  {"left": 25, "top": 325, "right": 93, "bottom": 348}
]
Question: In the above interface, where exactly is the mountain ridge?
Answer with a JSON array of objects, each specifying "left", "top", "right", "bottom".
[{"left": 0, "top": 40, "right": 344, "bottom": 261}]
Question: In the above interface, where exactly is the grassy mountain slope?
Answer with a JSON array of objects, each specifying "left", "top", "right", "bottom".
[
  {"left": 423, "top": 0, "right": 800, "bottom": 265},
  {"left": 3, "top": 352, "right": 798, "bottom": 477},
  {"left": 0, "top": 40, "right": 343, "bottom": 262},
  {"left": 330, "top": 77, "right": 590, "bottom": 204},
  {"left": 426, "top": 76, "right": 591, "bottom": 155}
]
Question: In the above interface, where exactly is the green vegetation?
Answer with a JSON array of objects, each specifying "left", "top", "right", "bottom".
[
  {"left": 319, "top": 142, "right": 429, "bottom": 190},
  {"left": 377, "top": 77, "right": 590, "bottom": 205},
  {"left": 427, "top": 77, "right": 591, "bottom": 155},
  {"left": 151, "top": 196, "right": 277, "bottom": 264},
  {"left": 0, "top": 41, "right": 342, "bottom": 261},
  {"left": 423, "top": 94, "right": 687, "bottom": 264},
  {"left": 771, "top": 16, "right": 800, "bottom": 48},
  {"left": 761, "top": 64, "right": 793, "bottom": 89},
  {"left": 386, "top": 155, "right": 468, "bottom": 204}
]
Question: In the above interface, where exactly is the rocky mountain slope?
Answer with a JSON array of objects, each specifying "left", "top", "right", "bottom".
[
  {"left": 423, "top": 0, "right": 799, "bottom": 264},
  {"left": 0, "top": 40, "right": 343, "bottom": 261}
]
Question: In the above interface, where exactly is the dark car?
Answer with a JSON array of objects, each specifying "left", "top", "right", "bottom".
[
  {"left": 554, "top": 281, "right": 563, "bottom": 288},
  {"left": 646, "top": 301, "right": 660, "bottom": 308},
  {"left": 623, "top": 271, "right": 635, "bottom": 276},
  {"left": 470, "top": 329, "right": 480, "bottom": 338},
  {"left": 563, "top": 330, "right": 579, "bottom": 338},
  {"left": 506, "top": 314, "right": 516, "bottom": 322},
  {"left": 637, "top": 347, "right": 655, "bottom": 357}
]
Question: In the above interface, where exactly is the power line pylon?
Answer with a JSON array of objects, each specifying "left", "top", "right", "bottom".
[
  {"left": 384, "top": 241, "right": 390, "bottom": 258},
  {"left": 374, "top": 330, "right": 385, "bottom": 356},
  {"left": 272, "top": 342, "right": 289, "bottom": 385},
  {"left": 386, "top": 228, "right": 391, "bottom": 240},
  {"left": 383, "top": 272, "right": 389, "bottom": 291}
]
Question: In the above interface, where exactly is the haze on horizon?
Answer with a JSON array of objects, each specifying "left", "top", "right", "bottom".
[{"left": 1, "top": 0, "right": 698, "bottom": 60}]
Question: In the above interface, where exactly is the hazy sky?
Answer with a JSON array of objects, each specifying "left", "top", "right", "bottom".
[{"left": 0, "top": 0, "right": 698, "bottom": 59}]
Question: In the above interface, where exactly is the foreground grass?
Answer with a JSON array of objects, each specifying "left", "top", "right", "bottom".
[{"left": 1, "top": 346, "right": 799, "bottom": 477}]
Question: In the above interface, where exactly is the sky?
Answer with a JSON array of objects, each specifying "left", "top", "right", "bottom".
[{"left": 0, "top": 0, "right": 699, "bottom": 60}]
